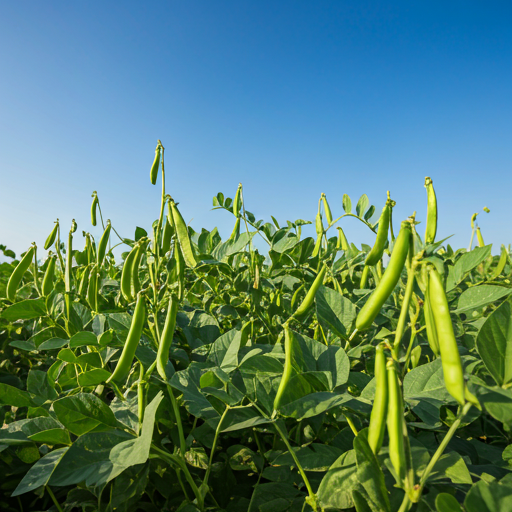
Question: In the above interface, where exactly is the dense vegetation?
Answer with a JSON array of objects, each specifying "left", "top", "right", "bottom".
[{"left": 1, "top": 143, "right": 512, "bottom": 512}]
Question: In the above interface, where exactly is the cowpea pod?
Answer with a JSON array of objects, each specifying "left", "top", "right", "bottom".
[
  {"left": 229, "top": 217, "right": 240, "bottom": 241},
  {"left": 312, "top": 212, "right": 323, "bottom": 258},
  {"left": 368, "top": 344, "right": 388, "bottom": 455},
  {"left": 86, "top": 264, "right": 99, "bottom": 311},
  {"left": 91, "top": 192, "right": 99, "bottom": 226},
  {"left": 7, "top": 245, "right": 36, "bottom": 302},
  {"left": 424, "top": 177, "right": 437, "bottom": 244},
  {"left": 423, "top": 274, "right": 440, "bottom": 356},
  {"left": 428, "top": 266, "right": 465, "bottom": 405},
  {"left": 97, "top": 220, "right": 111, "bottom": 268},
  {"left": 386, "top": 360, "right": 406, "bottom": 484},
  {"left": 337, "top": 227, "right": 349, "bottom": 251},
  {"left": 240, "top": 319, "right": 252, "bottom": 347},
  {"left": 44, "top": 221, "right": 59, "bottom": 250},
  {"left": 108, "top": 291, "right": 146, "bottom": 384},
  {"left": 476, "top": 227, "right": 485, "bottom": 248},
  {"left": 131, "top": 238, "right": 149, "bottom": 298},
  {"left": 65, "top": 220, "right": 76, "bottom": 296},
  {"left": 42, "top": 255, "right": 57, "bottom": 297},
  {"left": 150, "top": 142, "right": 162, "bottom": 185},
  {"left": 293, "top": 263, "right": 327, "bottom": 317},
  {"left": 232, "top": 183, "right": 242, "bottom": 218},
  {"left": 170, "top": 200, "right": 197, "bottom": 268},
  {"left": 356, "top": 221, "right": 411, "bottom": 331},
  {"left": 365, "top": 203, "right": 390, "bottom": 266},
  {"left": 121, "top": 243, "right": 139, "bottom": 302},
  {"left": 321, "top": 193, "right": 333, "bottom": 225},
  {"left": 156, "top": 294, "right": 179, "bottom": 380},
  {"left": 273, "top": 324, "right": 295, "bottom": 411},
  {"left": 78, "top": 264, "right": 91, "bottom": 298},
  {"left": 161, "top": 217, "right": 173, "bottom": 255}
]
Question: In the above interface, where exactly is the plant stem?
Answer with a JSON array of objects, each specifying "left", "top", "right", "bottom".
[
  {"left": 392, "top": 270, "right": 415, "bottom": 359},
  {"left": 203, "top": 405, "right": 230, "bottom": 487},
  {"left": 166, "top": 384, "right": 187, "bottom": 457},
  {"left": 46, "top": 486, "right": 63, "bottom": 512}
]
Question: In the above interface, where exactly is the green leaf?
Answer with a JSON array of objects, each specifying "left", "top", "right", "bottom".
[
  {"left": 77, "top": 368, "right": 112, "bottom": 387},
  {"left": 455, "top": 285, "right": 512, "bottom": 314},
  {"left": 38, "top": 337, "right": 69, "bottom": 350},
  {"left": 446, "top": 246, "right": 492, "bottom": 291},
  {"left": 356, "top": 194, "right": 370, "bottom": 218},
  {"left": 343, "top": 194, "right": 352, "bottom": 214},
  {"left": 70, "top": 331, "right": 99, "bottom": 348},
  {"left": 436, "top": 493, "right": 462, "bottom": 512},
  {"left": 12, "top": 447, "right": 69, "bottom": 496},
  {"left": 316, "top": 285, "right": 356, "bottom": 340},
  {"left": 27, "top": 369, "right": 57, "bottom": 402},
  {"left": 476, "top": 297, "right": 512, "bottom": 386},
  {"left": 427, "top": 451, "right": 472, "bottom": 484},
  {"left": 464, "top": 479, "right": 512, "bottom": 512},
  {"left": 0, "top": 383, "right": 41, "bottom": 407},
  {"left": 53, "top": 393, "right": 119, "bottom": 435},
  {"left": 318, "top": 460, "right": 359, "bottom": 510},
  {"left": 28, "top": 428, "right": 71, "bottom": 445},
  {"left": 1, "top": 298, "right": 46, "bottom": 321},
  {"left": 207, "top": 329, "right": 241, "bottom": 373}
]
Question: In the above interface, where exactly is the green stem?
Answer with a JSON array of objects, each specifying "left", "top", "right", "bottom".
[
  {"left": 154, "top": 143, "right": 166, "bottom": 261},
  {"left": 137, "top": 363, "right": 145, "bottom": 434},
  {"left": 166, "top": 384, "right": 187, "bottom": 457},
  {"left": 203, "top": 406, "right": 230, "bottom": 487},
  {"left": 274, "top": 421, "right": 317, "bottom": 509},
  {"left": 397, "top": 494, "right": 412, "bottom": 512},
  {"left": 46, "top": 486, "right": 63, "bottom": 512},
  {"left": 344, "top": 413, "right": 359, "bottom": 436},
  {"left": 392, "top": 271, "right": 415, "bottom": 359}
]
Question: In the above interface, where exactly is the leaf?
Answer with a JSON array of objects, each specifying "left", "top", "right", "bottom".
[
  {"left": 317, "top": 460, "right": 359, "bottom": 510},
  {"left": 28, "top": 428, "right": 71, "bottom": 445},
  {"left": 70, "top": 331, "right": 99, "bottom": 348},
  {"left": 343, "top": 194, "right": 352, "bottom": 214},
  {"left": 221, "top": 406, "right": 272, "bottom": 432},
  {"left": 446, "top": 246, "right": 492, "bottom": 291},
  {"left": 53, "top": 393, "right": 119, "bottom": 435},
  {"left": 476, "top": 298, "right": 512, "bottom": 386},
  {"left": 12, "top": 448, "right": 69, "bottom": 496},
  {"left": 356, "top": 194, "right": 370, "bottom": 219},
  {"left": 27, "top": 369, "right": 57, "bottom": 402},
  {"left": 1, "top": 298, "right": 46, "bottom": 321},
  {"left": 464, "top": 479, "right": 512, "bottom": 512},
  {"left": 427, "top": 451, "right": 472, "bottom": 484},
  {"left": 455, "top": 285, "right": 512, "bottom": 314},
  {"left": 0, "top": 383, "right": 40, "bottom": 408},
  {"left": 436, "top": 493, "right": 462, "bottom": 512},
  {"left": 77, "top": 369, "right": 112, "bottom": 387},
  {"left": 315, "top": 285, "right": 356, "bottom": 340},
  {"left": 38, "top": 337, "right": 69, "bottom": 350},
  {"left": 206, "top": 329, "right": 241, "bottom": 373}
]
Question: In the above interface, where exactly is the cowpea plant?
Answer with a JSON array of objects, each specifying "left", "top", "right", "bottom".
[{"left": 1, "top": 146, "right": 512, "bottom": 512}]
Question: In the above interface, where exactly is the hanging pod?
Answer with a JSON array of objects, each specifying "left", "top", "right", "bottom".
[
  {"left": 108, "top": 291, "right": 146, "bottom": 384},
  {"left": 131, "top": 239, "right": 149, "bottom": 298},
  {"left": 368, "top": 344, "right": 388, "bottom": 455},
  {"left": 364, "top": 202, "right": 391, "bottom": 267},
  {"left": 293, "top": 263, "right": 327, "bottom": 318},
  {"left": 42, "top": 255, "right": 57, "bottom": 296},
  {"left": 97, "top": 220, "right": 112, "bottom": 268},
  {"left": 355, "top": 221, "right": 411, "bottom": 331},
  {"left": 156, "top": 294, "right": 179, "bottom": 380},
  {"left": 44, "top": 221, "right": 59, "bottom": 250},
  {"left": 424, "top": 177, "right": 437, "bottom": 245},
  {"left": 169, "top": 199, "right": 197, "bottom": 268},
  {"left": 321, "top": 193, "right": 333, "bottom": 225},
  {"left": 150, "top": 141, "right": 162, "bottom": 185},
  {"left": 6, "top": 245, "right": 36, "bottom": 302},
  {"left": 91, "top": 192, "right": 99, "bottom": 226},
  {"left": 232, "top": 183, "right": 242, "bottom": 218},
  {"left": 273, "top": 324, "right": 295, "bottom": 412}
]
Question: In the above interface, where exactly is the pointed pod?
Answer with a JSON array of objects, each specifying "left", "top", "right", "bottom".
[
  {"left": 150, "top": 142, "right": 162, "bottom": 185},
  {"left": 44, "top": 221, "right": 59, "bottom": 250},
  {"left": 7, "top": 245, "right": 36, "bottom": 302}
]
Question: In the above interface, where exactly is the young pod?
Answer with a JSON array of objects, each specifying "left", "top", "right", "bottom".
[
  {"left": 386, "top": 360, "right": 406, "bottom": 484},
  {"left": 229, "top": 217, "right": 240, "bottom": 241},
  {"left": 108, "top": 291, "right": 146, "bottom": 384},
  {"left": 156, "top": 294, "right": 179, "bottom": 380},
  {"left": 424, "top": 177, "right": 437, "bottom": 245},
  {"left": 365, "top": 204, "right": 390, "bottom": 266},
  {"left": 91, "top": 192, "right": 99, "bottom": 226},
  {"left": 337, "top": 227, "right": 349, "bottom": 251},
  {"left": 97, "top": 220, "right": 112, "bottom": 268},
  {"left": 78, "top": 264, "right": 91, "bottom": 298},
  {"left": 428, "top": 266, "right": 465, "bottom": 405},
  {"left": 356, "top": 221, "right": 411, "bottom": 331},
  {"left": 150, "top": 142, "right": 162, "bottom": 185},
  {"left": 44, "top": 221, "right": 59, "bottom": 250},
  {"left": 423, "top": 274, "right": 440, "bottom": 357},
  {"left": 232, "top": 183, "right": 242, "bottom": 218},
  {"left": 293, "top": 263, "right": 327, "bottom": 317},
  {"left": 321, "top": 193, "right": 333, "bottom": 225},
  {"left": 368, "top": 344, "right": 388, "bottom": 455},
  {"left": 131, "top": 239, "right": 148, "bottom": 298},
  {"left": 273, "top": 324, "right": 295, "bottom": 412},
  {"left": 170, "top": 200, "right": 197, "bottom": 268},
  {"left": 86, "top": 264, "right": 99, "bottom": 311},
  {"left": 42, "top": 255, "right": 57, "bottom": 296},
  {"left": 161, "top": 217, "right": 173, "bottom": 255},
  {"left": 120, "top": 244, "right": 138, "bottom": 302},
  {"left": 476, "top": 227, "right": 485, "bottom": 248},
  {"left": 7, "top": 245, "right": 36, "bottom": 302}
]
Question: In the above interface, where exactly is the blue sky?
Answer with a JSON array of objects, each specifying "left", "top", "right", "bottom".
[{"left": 1, "top": 1, "right": 511, "bottom": 258}]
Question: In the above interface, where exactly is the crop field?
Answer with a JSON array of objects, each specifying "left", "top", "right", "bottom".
[{"left": 1, "top": 142, "right": 512, "bottom": 512}]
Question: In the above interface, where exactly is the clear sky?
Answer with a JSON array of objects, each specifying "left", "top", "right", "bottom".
[{"left": 1, "top": 1, "right": 511, "bottom": 258}]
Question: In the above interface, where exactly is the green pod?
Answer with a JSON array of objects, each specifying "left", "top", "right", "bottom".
[
  {"left": 290, "top": 283, "right": 304, "bottom": 312},
  {"left": 108, "top": 292, "right": 146, "bottom": 384},
  {"left": 356, "top": 221, "right": 411, "bottom": 331},
  {"left": 121, "top": 244, "right": 139, "bottom": 302},
  {"left": 233, "top": 183, "right": 242, "bottom": 218},
  {"left": 476, "top": 227, "right": 485, "bottom": 248},
  {"left": 42, "top": 255, "right": 57, "bottom": 296},
  {"left": 44, "top": 222, "right": 59, "bottom": 250},
  {"left": 78, "top": 264, "right": 91, "bottom": 298},
  {"left": 175, "top": 241, "right": 185, "bottom": 300},
  {"left": 91, "top": 192, "right": 99, "bottom": 226},
  {"left": 7, "top": 245, "right": 35, "bottom": 302},
  {"left": 368, "top": 344, "right": 388, "bottom": 455},
  {"left": 386, "top": 360, "right": 406, "bottom": 483},
  {"left": 293, "top": 263, "right": 327, "bottom": 317},
  {"left": 150, "top": 143, "right": 161, "bottom": 185},
  {"left": 424, "top": 177, "right": 437, "bottom": 245},
  {"left": 97, "top": 220, "right": 111, "bottom": 268},
  {"left": 240, "top": 319, "right": 252, "bottom": 347},
  {"left": 360, "top": 265, "right": 370, "bottom": 289},
  {"left": 170, "top": 200, "right": 197, "bottom": 268},
  {"left": 156, "top": 294, "right": 179, "bottom": 380},
  {"left": 337, "top": 227, "right": 349, "bottom": 251},
  {"left": 229, "top": 217, "right": 240, "bottom": 241},
  {"left": 428, "top": 266, "right": 465, "bottom": 405},
  {"left": 161, "top": 217, "right": 173, "bottom": 255},
  {"left": 365, "top": 204, "right": 390, "bottom": 266},
  {"left": 273, "top": 324, "right": 294, "bottom": 411},
  {"left": 86, "top": 264, "right": 99, "bottom": 311},
  {"left": 423, "top": 275, "right": 440, "bottom": 356},
  {"left": 321, "top": 193, "right": 333, "bottom": 225},
  {"left": 131, "top": 239, "right": 148, "bottom": 298},
  {"left": 65, "top": 224, "right": 75, "bottom": 294}
]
